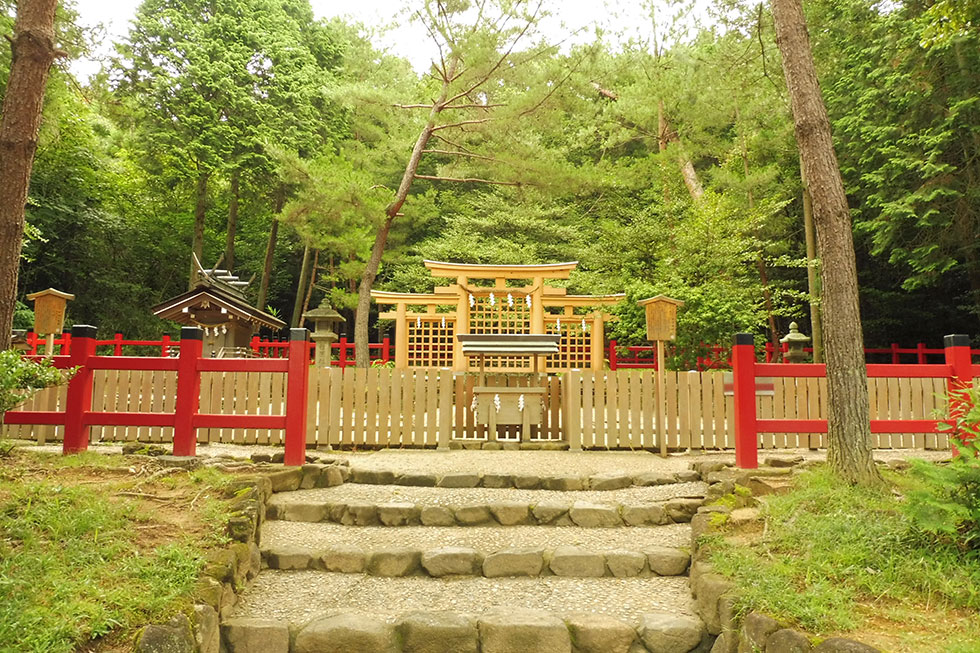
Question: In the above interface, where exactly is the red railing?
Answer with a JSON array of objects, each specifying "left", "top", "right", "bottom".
[
  {"left": 23, "top": 332, "right": 176, "bottom": 357},
  {"left": 22, "top": 332, "right": 392, "bottom": 366},
  {"left": 248, "top": 336, "right": 391, "bottom": 367},
  {"left": 730, "top": 333, "right": 980, "bottom": 469},
  {"left": 6, "top": 325, "right": 312, "bottom": 466},
  {"left": 607, "top": 340, "right": 730, "bottom": 371},
  {"left": 609, "top": 339, "right": 980, "bottom": 369}
]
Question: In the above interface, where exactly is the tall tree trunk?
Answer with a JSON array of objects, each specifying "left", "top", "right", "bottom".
[
  {"left": 225, "top": 168, "right": 239, "bottom": 272},
  {"left": 803, "top": 182, "right": 823, "bottom": 362},
  {"left": 658, "top": 100, "right": 705, "bottom": 200},
  {"left": 291, "top": 244, "right": 312, "bottom": 328},
  {"left": 189, "top": 171, "right": 209, "bottom": 289},
  {"left": 0, "top": 0, "right": 60, "bottom": 351},
  {"left": 256, "top": 184, "right": 285, "bottom": 313},
  {"left": 353, "top": 57, "right": 459, "bottom": 367},
  {"left": 772, "top": 0, "right": 880, "bottom": 485},
  {"left": 301, "top": 249, "right": 319, "bottom": 320}
]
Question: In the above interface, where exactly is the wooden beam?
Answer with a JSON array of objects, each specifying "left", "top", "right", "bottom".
[
  {"left": 541, "top": 294, "right": 625, "bottom": 308},
  {"left": 424, "top": 260, "right": 578, "bottom": 280}
]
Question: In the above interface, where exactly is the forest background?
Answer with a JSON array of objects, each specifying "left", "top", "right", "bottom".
[{"left": 4, "top": 0, "right": 978, "bottom": 360}]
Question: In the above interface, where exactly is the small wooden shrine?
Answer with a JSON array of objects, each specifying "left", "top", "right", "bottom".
[
  {"left": 152, "top": 256, "right": 285, "bottom": 357},
  {"left": 372, "top": 261, "right": 623, "bottom": 372}
]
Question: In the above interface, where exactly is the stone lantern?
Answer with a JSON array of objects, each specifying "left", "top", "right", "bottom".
[
  {"left": 780, "top": 322, "right": 811, "bottom": 363},
  {"left": 303, "top": 298, "right": 346, "bottom": 367}
]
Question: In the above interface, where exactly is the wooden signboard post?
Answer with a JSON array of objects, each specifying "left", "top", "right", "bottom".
[
  {"left": 637, "top": 296, "right": 684, "bottom": 456},
  {"left": 26, "top": 288, "right": 74, "bottom": 356}
]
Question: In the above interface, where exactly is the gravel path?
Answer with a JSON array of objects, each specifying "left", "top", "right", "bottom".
[
  {"left": 262, "top": 521, "right": 691, "bottom": 551},
  {"left": 231, "top": 571, "right": 694, "bottom": 625},
  {"left": 270, "top": 482, "right": 707, "bottom": 507},
  {"left": 342, "top": 449, "right": 692, "bottom": 476},
  {"left": 24, "top": 442, "right": 951, "bottom": 466}
]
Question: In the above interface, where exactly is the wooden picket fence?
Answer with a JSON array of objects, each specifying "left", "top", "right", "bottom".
[
  {"left": 4, "top": 368, "right": 961, "bottom": 450},
  {"left": 561, "top": 370, "right": 953, "bottom": 450}
]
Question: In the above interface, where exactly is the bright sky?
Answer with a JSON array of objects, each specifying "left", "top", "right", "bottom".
[{"left": 69, "top": 0, "right": 709, "bottom": 80}]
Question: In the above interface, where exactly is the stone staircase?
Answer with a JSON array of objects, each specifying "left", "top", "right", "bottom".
[{"left": 222, "top": 451, "right": 714, "bottom": 653}]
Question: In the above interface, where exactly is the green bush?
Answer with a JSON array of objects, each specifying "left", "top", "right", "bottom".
[
  {"left": 904, "top": 387, "right": 980, "bottom": 555},
  {"left": 0, "top": 350, "right": 74, "bottom": 416}
]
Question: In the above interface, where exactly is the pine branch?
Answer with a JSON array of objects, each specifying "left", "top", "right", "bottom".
[
  {"left": 414, "top": 174, "right": 523, "bottom": 186},
  {"left": 431, "top": 118, "right": 491, "bottom": 131},
  {"left": 421, "top": 149, "right": 500, "bottom": 162}
]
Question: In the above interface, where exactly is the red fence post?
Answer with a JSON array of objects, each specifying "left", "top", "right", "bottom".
[
  {"left": 63, "top": 325, "right": 97, "bottom": 454},
  {"left": 609, "top": 339, "right": 618, "bottom": 371},
  {"left": 916, "top": 342, "right": 927, "bottom": 364},
  {"left": 338, "top": 337, "right": 348, "bottom": 368},
  {"left": 284, "top": 328, "right": 310, "bottom": 466},
  {"left": 173, "top": 327, "right": 203, "bottom": 457},
  {"left": 944, "top": 334, "right": 975, "bottom": 455},
  {"left": 382, "top": 337, "right": 391, "bottom": 363},
  {"left": 113, "top": 333, "right": 123, "bottom": 356},
  {"left": 733, "top": 333, "right": 758, "bottom": 469},
  {"left": 60, "top": 329, "right": 71, "bottom": 355},
  {"left": 161, "top": 335, "right": 171, "bottom": 357}
]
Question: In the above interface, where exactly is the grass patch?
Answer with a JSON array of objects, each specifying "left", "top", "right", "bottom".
[
  {"left": 0, "top": 446, "right": 235, "bottom": 652},
  {"left": 708, "top": 466, "right": 980, "bottom": 652}
]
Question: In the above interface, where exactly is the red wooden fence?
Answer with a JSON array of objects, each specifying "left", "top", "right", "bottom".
[
  {"left": 22, "top": 331, "right": 392, "bottom": 368},
  {"left": 731, "top": 333, "right": 980, "bottom": 469},
  {"left": 6, "top": 325, "right": 312, "bottom": 465},
  {"left": 608, "top": 339, "right": 980, "bottom": 370}
]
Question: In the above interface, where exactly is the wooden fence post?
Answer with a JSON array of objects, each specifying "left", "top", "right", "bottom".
[
  {"left": 608, "top": 340, "right": 618, "bottom": 371},
  {"left": 173, "top": 327, "right": 203, "bottom": 457},
  {"left": 944, "top": 333, "right": 975, "bottom": 455},
  {"left": 565, "top": 370, "right": 582, "bottom": 451},
  {"left": 62, "top": 325, "right": 97, "bottom": 454},
  {"left": 285, "top": 328, "right": 311, "bottom": 466},
  {"left": 732, "top": 333, "right": 758, "bottom": 469}
]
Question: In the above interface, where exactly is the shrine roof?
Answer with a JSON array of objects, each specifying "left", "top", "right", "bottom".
[
  {"left": 423, "top": 260, "right": 578, "bottom": 279},
  {"left": 152, "top": 284, "right": 285, "bottom": 330}
]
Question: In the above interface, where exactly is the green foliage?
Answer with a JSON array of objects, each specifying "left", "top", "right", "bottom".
[
  {"left": 0, "top": 351, "right": 73, "bottom": 416},
  {"left": 7, "top": 0, "right": 977, "bottom": 350},
  {"left": 904, "top": 387, "right": 980, "bottom": 554},
  {"left": 709, "top": 468, "right": 980, "bottom": 635},
  {"left": 814, "top": 0, "right": 980, "bottom": 322},
  {"left": 12, "top": 301, "right": 33, "bottom": 330}
]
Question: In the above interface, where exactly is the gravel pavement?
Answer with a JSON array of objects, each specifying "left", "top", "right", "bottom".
[
  {"left": 231, "top": 571, "right": 694, "bottom": 625},
  {"left": 23, "top": 442, "right": 951, "bottom": 467},
  {"left": 262, "top": 520, "right": 692, "bottom": 551}
]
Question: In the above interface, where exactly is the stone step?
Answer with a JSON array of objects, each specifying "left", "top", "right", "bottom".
[
  {"left": 267, "top": 494, "right": 704, "bottom": 528},
  {"left": 266, "top": 482, "right": 706, "bottom": 526},
  {"left": 261, "top": 541, "right": 691, "bottom": 579},
  {"left": 348, "top": 466, "right": 700, "bottom": 490},
  {"left": 263, "top": 519, "right": 690, "bottom": 552},
  {"left": 222, "top": 608, "right": 710, "bottom": 653},
  {"left": 228, "top": 571, "right": 701, "bottom": 646}
]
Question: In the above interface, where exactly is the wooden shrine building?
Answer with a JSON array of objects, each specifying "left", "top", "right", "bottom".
[
  {"left": 372, "top": 261, "right": 623, "bottom": 372},
  {"left": 152, "top": 256, "right": 285, "bottom": 357}
]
